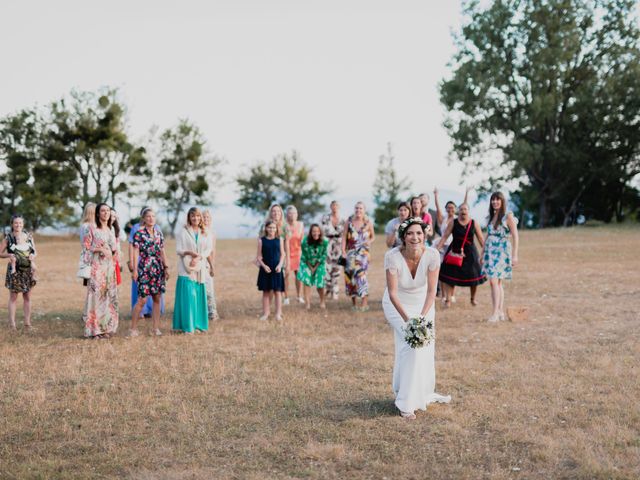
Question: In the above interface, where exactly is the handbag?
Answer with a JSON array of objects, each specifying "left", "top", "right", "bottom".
[
  {"left": 444, "top": 220, "right": 472, "bottom": 267},
  {"left": 337, "top": 255, "right": 347, "bottom": 267}
]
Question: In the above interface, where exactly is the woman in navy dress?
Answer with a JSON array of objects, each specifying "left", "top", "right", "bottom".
[{"left": 257, "top": 220, "right": 285, "bottom": 321}]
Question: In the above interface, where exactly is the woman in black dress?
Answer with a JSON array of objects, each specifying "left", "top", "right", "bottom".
[
  {"left": 436, "top": 203, "right": 486, "bottom": 307},
  {"left": 256, "top": 220, "right": 285, "bottom": 321}
]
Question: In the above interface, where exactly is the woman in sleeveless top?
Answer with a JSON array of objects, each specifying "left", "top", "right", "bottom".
[
  {"left": 321, "top": 201, "right": 345, "bottom": 300},
  {"left": 1, "top": 215, "right": 37, "bottom": 330},
  {"left": 481, "top": 192, "right": 519, "bottom": 322},
  {"left": 436, "top": 203, "right": 486, "bottom": 307},
  {"left": 341, "top": 202, "right": 375, "bottom": 311},
  {"left": 284, "top": 205, "right": 304, "bottom": 304}
]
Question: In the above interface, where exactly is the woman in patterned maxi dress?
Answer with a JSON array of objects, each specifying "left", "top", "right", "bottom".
[
  {"left": 84, "top": 203, "right": 119, "bottom": 338},
  {"left": 321, "top": 201, "right": 345, "bottom": 300},
  {"left": 481, "top": 192, "right": 519, "bottom": 322},
  {"left": 341, "top": 202, "right": 375, "bottom": 311}
]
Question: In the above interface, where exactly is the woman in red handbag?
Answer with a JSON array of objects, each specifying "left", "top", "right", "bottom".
[{"left": 436, "top": 203, "right": 486, "bottom": 308}]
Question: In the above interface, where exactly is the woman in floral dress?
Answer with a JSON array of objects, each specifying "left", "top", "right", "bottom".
[
  {"left": 481, "top": 192, "right": 519, "bottom": 322},
  {"left": 341, "top": 201, "right": 375, "bottom": 311},
  {"left": 84, "top": 203, "right": 119, "bottom": 338},
  {"left": 297, "top": 224, "right": 329, "bottom": 310},
  {"left": 130, "top": 208, "right": 169, "bottom": 336},
  {"left": 0, "top": 215, "right": 37, "bottom": 330},
  {"left": 321, "top": 201, "right": 345, "bottom": 300}
]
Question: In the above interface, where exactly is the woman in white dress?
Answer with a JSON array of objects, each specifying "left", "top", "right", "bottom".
[{"left": 383, "top": 217, "right": 451, "bottom": 419}]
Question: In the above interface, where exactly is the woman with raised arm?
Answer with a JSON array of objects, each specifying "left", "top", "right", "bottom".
[
  {"left": 1, "top": 215, "right": 37, "bottom": 331},
  {"left": 321, "top": 200, "right": 345, "bottom": 300},
  {"left": 436, "top": 203, "right": 486, "bottom": 307},
  {"left": 434, "top": 187, "right": 470, "bottom": 304},
  {"left": 341, "top": 201, "right": 375, "bottom": 311},
  {"left": 482, "top": 192, "right": 519, "bottom": 322},
  {"left": 383, "top": 217, "right": 450, "bottom": 420},
  {"left": 130, "top": 208, "right": 169, "bottom": 337}
]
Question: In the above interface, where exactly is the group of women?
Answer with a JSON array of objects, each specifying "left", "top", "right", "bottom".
[
  {"left": 73, "top": 203, "right": 219, "bottom": 338},
  {"left": 1, "top": 191, "right": 519, "bottom": 420}
]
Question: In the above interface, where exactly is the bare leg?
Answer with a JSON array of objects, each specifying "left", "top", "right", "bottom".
[
  {"left": 361, "top": 296, "right": 368, "bottom": 309},
  {"left": 261, "top": 291, "right": 270, "bottom": 318},
  {"left": 470, "top": 285, "right": 478, "bottom": 306},
  {"left": 22, "top": 291, "right": 32, "bottom": 327},
  {"left": 318, "top": 287, "right": 326, "bottom": 309},
  {"left": 295, "top": 274, "right": 302, "bottom": 299},
  {"left": 131, "top": 296, "right": 147, "bottom": 331},
  {"left": 442, "top": 283, "right": 452, "bottom": 307},
  {"left": 274, "top": 291, "right": 282, "bottom": 318},
  {"left": 498, "top": 280, "right": 505, "bottom": 315},
  {"left": 151, "top": 294, "right": 161, "bottom": 332},
  {"left": 8, "top": 292, "right": 18, "bottom": 329},
  {"left": 304, "top": 284, "right": 311, "bottom": 310},
  {"left": 489, "top": 278, "right": 500, "bottom": 315},
  {"left": 283, "top": 270, "right": 289, "bottom": 300}
]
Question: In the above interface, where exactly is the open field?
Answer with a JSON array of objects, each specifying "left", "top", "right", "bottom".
[{"left": 0, "top": 226, "right": 639, "bottom": 479}]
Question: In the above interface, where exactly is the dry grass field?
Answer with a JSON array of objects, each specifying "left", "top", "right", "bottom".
[{"left": 0, "top": 226, "right": 639, "bottom": 479}]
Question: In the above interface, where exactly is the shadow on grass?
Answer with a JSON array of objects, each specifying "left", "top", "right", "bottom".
[{"left": 324, "top": 397, "right": 398, "bottom": 421}]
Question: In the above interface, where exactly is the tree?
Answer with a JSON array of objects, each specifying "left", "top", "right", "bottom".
[
  {"left": 372, "top": 143, "right": 412, "bottom": 230},
  {"left": 44, "top": 88, "right": 149, "bottom": 209},
  {"left": 0, "top": 109, "right": 77, "bottom": 231},
  {"left": 148, "top": 119, "right": 224, "bottom": 235},
  {"left": 440, "top": 0, "right": 640, "bottom": 226},
  {"left": 235, "top": 150, "right": 333, "bottom": 222}
]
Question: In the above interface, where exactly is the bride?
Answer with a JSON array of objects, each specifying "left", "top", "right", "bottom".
[{"left": 382, "top": 217, "right": 451, "bottom": 419}]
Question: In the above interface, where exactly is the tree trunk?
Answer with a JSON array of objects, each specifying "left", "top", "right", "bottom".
[{"left": 539, "top": 192, "right": 550, "bottom": 228}]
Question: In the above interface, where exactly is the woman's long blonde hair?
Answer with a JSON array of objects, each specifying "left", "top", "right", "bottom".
[
  {"left": 81, "top": 202, "right": 96, "bottom": 225},
  {"left": 185, "top": 207, "right": 206, "bottom": 234}
]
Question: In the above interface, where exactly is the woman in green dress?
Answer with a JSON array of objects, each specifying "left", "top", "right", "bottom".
[
  {"left": 297, "top": 224, "right": 329, "bottom": 310},
  {"left": 173, "top": 207, "right": 211, "bottom": 334}
]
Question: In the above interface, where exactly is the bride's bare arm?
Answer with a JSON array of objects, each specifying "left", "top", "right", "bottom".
[
  {"left": 386, "top": 269, "right": 409, "bottom": 322},
  {"left": 419, "top": 264, "right": 439, "bottom": 317}
]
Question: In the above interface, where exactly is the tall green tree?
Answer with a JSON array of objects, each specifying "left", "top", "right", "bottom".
[
  {"left": 440, "top": 0, "right": 640, "bottom": 226},
  {"left": 45, "top": 88, "right": 148, "bottom": 209},
  {"left": 148, "top": 119, "right": 224, "bottom": 235},
  {"left": 372, "top": 143, "right": 412, "bottom": 230},
  {"left": 235, "top": 150, "right": 333, "bottom": 222}
]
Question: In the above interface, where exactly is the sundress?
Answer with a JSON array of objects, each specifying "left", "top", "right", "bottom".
[
  {"left": 344, "top": 216, "right": 371, "bottom": 298},
  {"left": 287, "top": 222, "right": 304, "bottom": 271},
  {"left": 132, "top": 227, "right": 167, "bottom": 298},
  {"left": 128, "top": 223, "right": 165, "bottom": 315},
  {"left": 439, "top": 219, "right": 486, "bottom": 287},
  {"left": 482, "top": 213, "right": 518, "bottom": 279},
  {"left": 84, "top": 227, "right": 119, "bottom": 337},
  {"left": 4, "top": 233, "right": 36, "bottom": 293},
  {"left": 321, "top": 213, "right": 345, "bottom": 296},
  {"left": 297, "top": 237, "right": 329, "bottom": 288},
  {"left": 77, "top": 222, "right": 93, "bottom": 280},
  {"left": 257, "top": 237, "right": 285, "bottom": 291}
]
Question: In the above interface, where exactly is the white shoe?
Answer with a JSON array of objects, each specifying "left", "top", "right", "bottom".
[
  {"left": 297, "top": 297, "right": 305, "bottom": 304},
  {"left": 128, "top": 329, "right": 140, "bottom": 338},
  {"left": 153, "top": 329, "right": 163, "bottom": 336},
  {"left": 275, "top": 314, "right": 283, "bottom": 321},
  {"left": 498, "top": 312, "right": 506, "bottom": 321},
  {"left": 487, "top": 314, "right": 499, "bottom": 323},
  {"left": 450, "top": 296, "right": 456, "bottom": 304},
  {"left": 259, "top": 314, "right": 269, "bottom": 321},
  {"left": 283, "top": 298, "right": 290, "bottom": 306}
]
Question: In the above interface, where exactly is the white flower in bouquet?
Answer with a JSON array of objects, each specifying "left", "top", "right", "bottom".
[{"left": 403, "top": 316, "right": 435, "bottom": 349}]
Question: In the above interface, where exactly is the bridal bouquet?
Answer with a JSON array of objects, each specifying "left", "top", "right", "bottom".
[{"left": 403, "top": 316, "right": 435, "bottom": 349}]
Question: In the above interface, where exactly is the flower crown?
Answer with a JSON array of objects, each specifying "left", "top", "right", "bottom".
[{"left": 397, "top": 217, "right": 428, "bottom": 241}]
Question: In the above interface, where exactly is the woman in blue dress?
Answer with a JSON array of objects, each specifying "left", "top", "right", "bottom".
[
  {"left": 481, "top": 192, "right": 519, "bottom": 322},
  {"left": 256, "top": 220, "right": 285, "bottom": 321}
]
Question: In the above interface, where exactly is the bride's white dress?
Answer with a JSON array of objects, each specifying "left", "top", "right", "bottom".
[{"left": 382, "top": 247, "right": 451, "bottom": 413}]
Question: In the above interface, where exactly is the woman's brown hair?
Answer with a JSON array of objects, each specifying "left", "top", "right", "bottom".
[{"left": 488, "top": 192, "right": 507, "bottom": 228}]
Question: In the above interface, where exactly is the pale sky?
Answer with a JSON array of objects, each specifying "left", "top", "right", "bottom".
[{"left": 1, "top": 1, "right": 473, "bottom": 235}]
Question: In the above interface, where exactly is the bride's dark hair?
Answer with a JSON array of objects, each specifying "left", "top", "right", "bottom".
[{"left": 398, "top": 217, "right": 428, "bottom": 246}]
